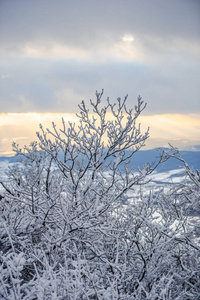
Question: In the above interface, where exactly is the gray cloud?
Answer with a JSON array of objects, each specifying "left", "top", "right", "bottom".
[
  {"left": 1, "top": 57, "right": 199, "bottom": 114},
  {"left": 1, "top": 0, "right": 199, "bottom": 53},
  {"left": 0, "top": 0, "right": 200, "bottom": 114}
]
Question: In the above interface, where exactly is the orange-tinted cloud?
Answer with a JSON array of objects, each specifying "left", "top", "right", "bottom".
[{"left": 0, "top": 112, "right": 199, "bottom": 156}]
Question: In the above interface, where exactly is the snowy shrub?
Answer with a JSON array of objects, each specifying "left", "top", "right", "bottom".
[{"left": 0, "top": 91, "right": 199, "bottom": 299}]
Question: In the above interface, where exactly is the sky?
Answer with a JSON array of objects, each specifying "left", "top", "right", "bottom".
[{"left": 0, "top": 0, "right": 200, "bottom": 155}]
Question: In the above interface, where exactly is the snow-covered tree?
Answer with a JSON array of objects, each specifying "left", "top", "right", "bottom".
[{"left": 0, "top": 92, "right": 199, "bottom": 299}]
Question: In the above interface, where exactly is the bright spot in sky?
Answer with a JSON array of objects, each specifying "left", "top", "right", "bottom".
[{"left": 122, "top": 34, "right": 135, "bottom": 42}]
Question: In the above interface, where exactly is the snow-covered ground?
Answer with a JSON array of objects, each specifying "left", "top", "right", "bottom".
[
  {"left": 150, "top": 168, "right": 185, "bottom": 184},
  {"left": 0, "top": 160, "right": 18, "bottom": 192},
  {"left": 0, "top": 159, "right": 185, "bottom": 195},
  {"left": 0, "top": 159, "right": 10, "bottom": 179}
]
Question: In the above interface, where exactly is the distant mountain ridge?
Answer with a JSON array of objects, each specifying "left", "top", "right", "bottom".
[
  {"left": 0, "top": 148, "right": 199, "bottom": 172},
  {"left": 131, "top": 149, "right": 200, "bottom": 172}
]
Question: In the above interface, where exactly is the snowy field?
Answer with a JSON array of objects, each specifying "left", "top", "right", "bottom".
[
  {"left": 0, "top": 160, "right": 17, "bottom": 186},
  {"left": 0, "top": 158, "right": 185, "bottom": 193}
]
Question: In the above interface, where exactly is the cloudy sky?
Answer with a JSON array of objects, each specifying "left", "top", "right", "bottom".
[{"left": 0, "top": 0, "right": 200, "bottom": 155}]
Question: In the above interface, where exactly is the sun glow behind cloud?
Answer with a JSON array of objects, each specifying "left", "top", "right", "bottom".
[
  {"left": 122, "top": 34, "right": 135, "bottom": 42},
  {"left": 1, "top": 0, "right": 199, "bottom": 118},
  {"left": 19, "top": 31, "right": 143, "bottom": 63},
  {"left": 16, "top": 33, "right": 199, "bottom": 64},
  {"left": 21, "top": 40, "right": 143, "bottom": 63},
  {"left": 0, "top": 1, "right": 199, "bottom": 157},
  {"left": 0, "top": 112, "right": 199, "bottom": 156}
]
